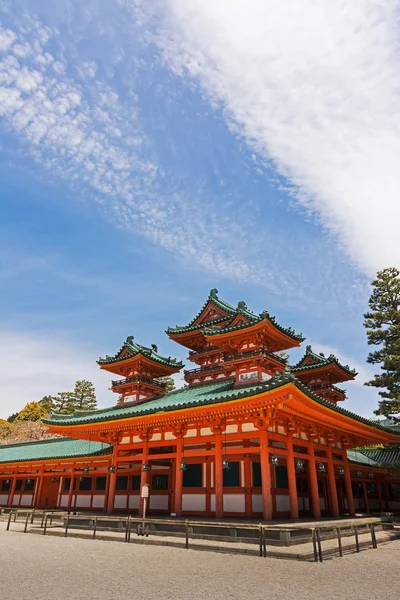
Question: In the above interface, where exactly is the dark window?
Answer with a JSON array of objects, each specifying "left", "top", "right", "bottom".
[
  {"left": 131, "top": 475, "right": 141, "bottom": 491},
  {"left": 352, "top": 482, "right": 363, "bottom": 497},
  {"left": 79, "top": 477, "right": 92, "bottom": 491},
  {"left": 252, "top": 462, "right": 262, "bottom": 487},
  {"left": 15, "top": 480, "right": 23, "bottom": 491},
  {"left": 275, "top": 466, "right": 288, "bottom": 489},
  {"left": 64, "top": 477, "right": 71, "bottom": 491},
  {"left": 389, "top": 484, "right": 400, "bottom": 499},
  {"left": 95, "top": 477, "right": 107, "bottom": 491},
  {"left": 366, "top": 483, "right": 377, "bottom": 497},
  {"left": 317, "top": 479, "right": 324, "bottom": 495},
  {"left": 152, "top": 474, "right": 169, "bottom": 491},
  {"left": 116, "top": 476, "right": 128, "bottom": 491},
  {"left": 1, "top": 479, "right": 11, "bottom": 492},
  {"left": 223, "top": 462, "right": 240, "bottom": 487},
  {"left": 24, "top": 479, "right": 35, "bottom": 492},
  {"left": 183, "top": 464, "right": 202, "bottom": 488}
]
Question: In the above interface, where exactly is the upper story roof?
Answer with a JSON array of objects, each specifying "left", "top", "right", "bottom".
[
  {"left": 97, "top": 336, "right": 184, "bottom": 370},
  {"left": 291, "top": 345, "right": 357, "bottom": 379}
]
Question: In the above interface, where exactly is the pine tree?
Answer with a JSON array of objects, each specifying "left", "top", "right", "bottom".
[
  {"left": 7, "top": 412, "right": 19, "bottom": 423},
  {"left": 72, "top": 380, "right": 97, "bottom": 411},
  {"left": 15, "top": 401, "right": 49, "bottom": 422},
  {"left": 52, "top": 392, "right": 76, "bottom": 415},
  {"left": 38, "top": 395, "right": 56, "bottom": 413},
  {"left": 155, "top": 376, "right": 176, "bottom": 393},
  {"left": 364, "top": 267, "right": 400, "bottom": 420}
]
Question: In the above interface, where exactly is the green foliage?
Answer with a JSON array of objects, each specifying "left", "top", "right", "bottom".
[
  {"left": 7, "top": 412, "right": 19, "bottom": 423},
  {"left": 52, "top": 391, "right": 76, "bottom": 415},
  {"left": 155, "top": 376, "right": 176, "bottom": 393},
  {"left": 38, "top": 395, "right": 55, "bottom": 413},
  {"left": 72, "top": 380, "right": 97, "bottom": 411},
  {"left": 0, "top": 419, "right": 12, "bottom": 440},
  {"left": 363, "top": 268, "right": 400, "bottom": 419},
  {"left": 15, "top": 401, "right": 49, "bottom": 422}
]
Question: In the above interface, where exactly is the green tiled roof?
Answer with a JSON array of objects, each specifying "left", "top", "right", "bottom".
[
  {"left": 98, "top": 336, "right": 183, "bottom": 369},
  {"left": 166, "top": 289, "right": 236, "bottom": 334},
  {"left": 359, "top": 447, "right": 400, "bottom": 465},
  {"left": 44, "top": 373, "right": 400, "bottom": 436},
  {"left": 205, "top": 309, "right": 304, "bottom": 343},
  {"left": 347, "top": 450, "right": 379, "bottom": 466},
  {"left": 291, "top": 345, "right": 357, "bottom": 377},
  {"left": 0, "top": 437, "right": 112, "bottom": 464}
]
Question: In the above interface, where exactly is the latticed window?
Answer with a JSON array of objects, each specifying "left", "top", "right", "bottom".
[{"left": 152, "top": 474, "right": 169, "bottom": 491}]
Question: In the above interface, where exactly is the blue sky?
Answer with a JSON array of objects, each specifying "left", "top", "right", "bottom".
[{"left": 1, "top": 0, "right": 399, "bottom": 418}]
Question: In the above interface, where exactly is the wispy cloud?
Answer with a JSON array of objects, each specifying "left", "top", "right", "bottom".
[
  {"left": 0, "top": 329, "right": 114, "bottom": 418},
  {"left": 140, "top": 0, "right": 400, "bottom": 275}
]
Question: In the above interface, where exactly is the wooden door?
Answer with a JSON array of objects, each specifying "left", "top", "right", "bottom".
[{"left": 38, "top": 477, "right": 59, "bottom": 509}]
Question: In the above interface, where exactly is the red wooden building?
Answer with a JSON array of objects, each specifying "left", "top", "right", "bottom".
[{"left": 1, "top": 290, "right": 399, "bottom": 518}]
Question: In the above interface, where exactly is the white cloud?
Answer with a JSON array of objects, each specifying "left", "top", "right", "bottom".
[
  {"left": 0, "top": 329, "right": 115, "bottom": 419},
  {"left": 144, "top": 0, "right": 400, "bottom": 275}
]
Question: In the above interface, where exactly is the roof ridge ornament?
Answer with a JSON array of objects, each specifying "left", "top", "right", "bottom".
[
  {"left": 209, "top": 288, "right": 218, "bottom": 298},
  {"left": 237, "top": 301, "right": 247, "bottom": 310},
  {"left": 126, "top": 335, "right": 134, "bottom": 345},
  {"left": 151, "top": 344, "right": 158, "bottom": 353}
]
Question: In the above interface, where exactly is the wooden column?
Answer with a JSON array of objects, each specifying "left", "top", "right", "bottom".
[
  {"left": 139, "top": 437, "right": 149, "bottom": 515},
  {"left": 326, "top": 447, "right": 339, "bottom": 517},
  {"left": 259, "top": 430, "right": 272, "bottom": 520},
  {"left": 362, "top": 480, "right": 370, "bottom": 513},
  {"left": 243, "top": 443, "right": 252, "bottom": 517},
  {"left": 308, "top": 446, "right": 321, "bottom": 519},
  {"left": 343, "top": 451, "right": 355, "bottom": 516},
  {"left": 215, "top": 432, "right": 223, "bottom": 518},
  {"left": 34, "top": 471, "right": 44, "bottom": 508},
  {"left": 174, "top": 437, "right": 183, "bottom": 516},
  {"left": 67, "top": 471, "right": 75, "bottom": 510},
  {"left": 8, "top": 474, "right": 17, "bottom": 507},
  {"left": 107, "top": 443, "right": 119, "bottom": 514},
  {"left": 286, "top": 437, "right": 299, "bottom": 519},
  {"left": 377, "top": 480, "right": 383, "bottom": 512}
]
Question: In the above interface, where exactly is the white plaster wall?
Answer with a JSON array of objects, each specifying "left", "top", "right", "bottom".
[
  {"left": 354, "top": 498, "right": 361, "bottom": 510},
  {"left": 210, "top": 494, "right": 215, "bottom": 512},
  {"left": 242, "top": 423, "right": 257, "bottom": 432},
  {"left": 120, "top": 437, "right": 130, "bottom": 444},
  {"left": 92, "top": 495, "right": 105, "bottom": 509},
  {"left": 226, "top": 425, "right": 238, "bottom": 434},
  {"left": 114, "top": 495, "right": 127, "bottom": 509},
  {"left": 182, "top": 494, "right": 206, "bottom": 512},
  {"left": 59, "top": 495, "right": 68, "bottom": 508},
  {"left": 149, "top": 495, "right": 169, "bottom": 510},
  {"left": 12, "top": 495, "right": 21, "bottom": 506},
  {"left": 164, "top": 432, "right": 176, "bottom": 441},
  {"left": 184, "top": 429, "right": 197, "bottom": 438},
  {"left": 0, "top": 494, "right": 9, "bottom": 504},
  {"left": 150, "top": 433, "right": 162, "bottom": 441},
  {"left": 304, "top": 498, "right": 310, "bottom": 510},
  {"left": 200, "top": 428, "right": 213, "bottom": 436},
  {"left": 132, "top": 436, "right": 141, "bottom": 443},
  {"left": 252, "top": 494, "right": 263, "bottom": 513},
  {"left": 319, "top": 498, "right": 326, "bottom": 509},
  {"left": 223, "top": 494, "right": 245, "bottom": 513},
  {"left": 20, "top": 495, "right": 33, "bottom": 507},
  {"left": 128, "top": 495, "right": 140, "bottom": 509},
  {"left": 276, "top": 494, "right": 290, "bottom": 512},
  {"left": 76, "top": 495, "right": 91, "bottom": 508}
]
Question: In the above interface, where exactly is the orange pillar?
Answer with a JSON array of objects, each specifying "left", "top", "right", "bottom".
[
  {"left": 67, "top": 471, "right": 75, "bottom": 510},
  {"left": 8, "top": 474, "right": 17, "bottom": 507},
  {"left": 326, "top": 447, "right": 339, "bottom": 517},
  {"left": 139, "top": 438, "right": 149, "bottom": 515},
  {"left": 174, "top": 438, "right": 183, "bottom": 516},
  {"left": 107, "top": 444, "right": 119, "bottom": 514},
  {"left": 343, "top": 452, "right": 355, "bottom": 516},
  {"left": 308, "top": 446, "right": 321, "bottom": 519},
  {"left": 34, "top": 471, "right": 44, "bottom": 508},
  {"left": 362, "top": 480, "right": 370, "bottom": 513},
  {"left": 259, "top": 430, "right": 272, "bottom": 520},
  {"left": 286, "top": 437, "right": 299, "bottom": 519},
  {"left": 215, "top": 433, "right": 223, "bottom": 518}
]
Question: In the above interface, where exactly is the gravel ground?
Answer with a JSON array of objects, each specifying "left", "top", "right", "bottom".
[{"left": 1, "top": 522, "right": 399, "bottom": 600}]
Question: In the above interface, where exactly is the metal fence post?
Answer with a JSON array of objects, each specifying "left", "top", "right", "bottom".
[
  {"left": 24, "top": 512, "right": 30, "bottom": 533},
  {"left": 337, "top": 527, "right": 343, "bottom": 557},
  {"left": 64, "top": 514, "right": 70, "bottom": 537},
  {"left": 312, "top": 529, "right": 318, "bottom": 562},
  {"left": 185, "top": 520, "right": 189, "bottom": 549},
  {"left": 354, "top": 525, "right": 360, "bottom": 552},
  {"left": 43, "top": 514, "right": 49, "bottom": 535},
  {"left": 316, "top": 528, "right": 323, "bottom": 562},
  {"left": 6, "top": 511, "right": 13, "bottom": 531},
  {"left": 262, "top": 527, "right": 267, "bottom": 558},
  {"left": 370, "top": 523, "right": 377, "bottom": 549},
  {"left": 93, "top": 516, "right": 97, "bottom": 539}
]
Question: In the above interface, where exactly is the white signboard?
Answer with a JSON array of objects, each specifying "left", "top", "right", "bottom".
[{"left": 141, "top": 483, "right": 149, "bottom": 498}]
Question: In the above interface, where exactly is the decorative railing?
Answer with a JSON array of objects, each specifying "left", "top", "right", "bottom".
[
  {"left": 188, "top": 346, "right": 220, "bottom": 358},
  {"left": 183, "top": 364, "right": 225, "bottom": 377},
  {"left": 223, "top": 348, "right": 286, "bottom": 364},
  {"left": 310, "top": 383, "right": 346, "bottom": 397},
  {"left": 111, "top": 376, "right": 167, "bottom": 389}
]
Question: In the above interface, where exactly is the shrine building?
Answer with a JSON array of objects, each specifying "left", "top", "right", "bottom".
[{"left": 1, "top": 289, "right": 399, "bottom": 519}]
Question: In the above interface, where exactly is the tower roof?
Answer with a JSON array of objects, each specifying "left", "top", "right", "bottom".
[
  {"left": 97, "top": 336, "right": 183, "bottom": 370},
  {"left": 291, "top": 344, "right": 357, "bottom": 380}
]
